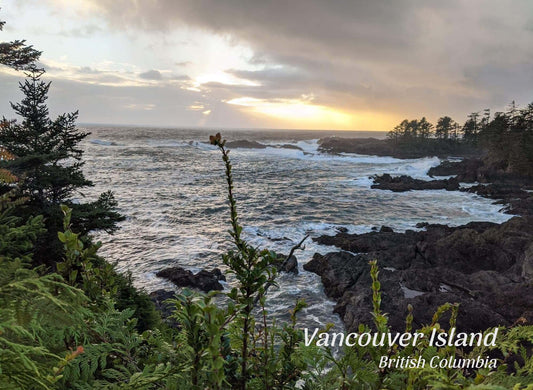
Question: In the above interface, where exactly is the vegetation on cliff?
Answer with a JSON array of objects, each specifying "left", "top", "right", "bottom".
[{"left": 387, "top": 104, "right": 533, "bottom": 178}]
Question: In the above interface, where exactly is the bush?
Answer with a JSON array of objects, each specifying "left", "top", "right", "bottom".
[{"left": 1, "top": 132, "right": 533, "bottom": 389}]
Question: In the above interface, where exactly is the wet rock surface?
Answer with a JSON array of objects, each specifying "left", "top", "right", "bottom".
[
  {"left": 225, "top": 140, "right": 303, "bottom": 151},
  {"left": 462, "top": 183, "right": 533, "bottom": 216},
  {"left": 149, "top": 289, "right": 177, "bottom": 324},
  {"left": 428, "top": 159, "right": 484, "bottom": 182},
  {"left": 371, "top": 174, "right": 460, "bottom": 192},
  {"left": 318, "top": 137, "right": 477, "bottom": 159},
  {"left": 305, "top": 217, "right": 533, "bottom": 332},
  {"left": 156, "top": 266, "right": 226, "bottom": 292},
  {"left": 274, "top": 254, "right": 299, "bottom": 274},
  {"left": 226, "top": 140, "right": 267, "bottom": 149}
]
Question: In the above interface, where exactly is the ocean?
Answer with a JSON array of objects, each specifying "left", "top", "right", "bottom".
[{"left": 80, "top": 127, "right": 512, "bottom": 328}]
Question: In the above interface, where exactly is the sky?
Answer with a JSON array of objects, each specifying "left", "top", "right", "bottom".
[{"left": 0, "top": 0, "right": 532, "bottom": 131}]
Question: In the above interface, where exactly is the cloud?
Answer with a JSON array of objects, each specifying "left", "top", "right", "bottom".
[
  {"left": 139, "top": 69, "right": 162, "bottom": 80},
  {"left": 84, "top": 0, "right": 533, "bottom": 125},
  {"left": 5, "top": 0, "right": 533, "bottom": 129},
  {"left": 0, "top": 70, "right": 264, "bottom": 128},
  {"left": 59, "top": 24, "right": 102, "bottom": 37}
]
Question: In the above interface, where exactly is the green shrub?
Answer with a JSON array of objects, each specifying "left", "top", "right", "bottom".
[{"left": 1, "top": 131, "right": 533, "bottom": 389}]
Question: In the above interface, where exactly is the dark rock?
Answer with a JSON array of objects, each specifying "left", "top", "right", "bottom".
[
  {"left": 318, "top": 137, "right": 478, "bottom": 159},
  {"left": 270, "top": 236, "right": 292, "bottom": 242},
  {"left": 278, "top": 144, "right": 303, "bottom": 151},
  {"left": 306, "top": 216, "right": 533, "bottom": 333},
  {"left": 462, "top": 184, "right": 533, "bottom": 216},
  {"left": 428, "top": 158, "right": 533, "bottom": 186},
  {"left": 428, "top": 159, "right": 484, "bottom": 182},
  {"left": 156, "top": 266, "right": 224, "bottom": 292},
  {"left": 149, "top": 289, "right": 177, "bottom": 325},
  {"left": 211, "top": 267, "right": 226, "bottom": 281},
  {"left": 336, "top": 226, "right": 349, "bottom": 233},
  {"left": 371, "top": 174, "right": 460, "bottom": 192},
  {"left": 225, "top": 140, "right": 303, "bottom": 151},
  {"left": 226, "top": 140, "right": 267, "bottom": 149},
  {"left": 275, "top": 254, "right": 298, "bottom": 274},
  {"left": 318, "top": 137, "right": 395, "bottom": 156},
  {"left": 380, "top": 226, "right": 394, "bottom": 233}
]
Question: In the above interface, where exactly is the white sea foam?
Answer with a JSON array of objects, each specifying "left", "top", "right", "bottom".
[
  {"left": 82, "top": 127, "right": 517, "bottom": 329},
  {"left": 353, "top": 177, "right": 375, "bottom": 188}
]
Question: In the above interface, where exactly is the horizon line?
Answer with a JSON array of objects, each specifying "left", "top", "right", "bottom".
[{"left": 78, "top": 122, "right": 388, "bottom": 133}]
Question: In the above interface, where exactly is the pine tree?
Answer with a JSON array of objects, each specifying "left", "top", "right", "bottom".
[
  {"left": 435, "top": 116, "right": 457, "bottom": 140},
  {"left": 462, "top": 112, "right": 480, "bottom": 143},
  {"left": 0, "top": 69, "right": 124, "bottom": 267},
  {"left": 0, "top": 16, "right": 41, "bottom": 70},
  {"left": 417, "top": 117, "right": 434, "bottom": 139}
]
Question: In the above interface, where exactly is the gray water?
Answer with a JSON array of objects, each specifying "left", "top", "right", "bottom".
[{"left": 80, "top": 127, "right": 511, "bottom": 328}]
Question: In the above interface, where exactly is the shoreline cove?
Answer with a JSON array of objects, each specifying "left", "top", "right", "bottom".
[{"left": 303, "top": 327, "right": 499, "bottom": 348}]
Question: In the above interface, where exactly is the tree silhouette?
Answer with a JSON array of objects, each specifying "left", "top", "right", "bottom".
[
  {"left": 0, "top": 16, "right": 41, "bottom": 70},
  {"left": 0, "top": 69, "right": 124, "bottom": 267}
]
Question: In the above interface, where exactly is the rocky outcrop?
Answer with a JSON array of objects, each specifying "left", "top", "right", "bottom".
[
  {"left": 371, "top": 174, "right": 460, "bottom": 192},
  {"left": 318, "top": 137, "right": 477, "bottom": 159},
  {"left": 305, "top": 217, "right": 533, "bottom": 333},
  {"left": 226, "top": 140, "right": 267, "bottom": 149},
  {"left": 427, "top": 159, "right": 484, "bottom": 182},
  {"left": 274, "top": 254, "right": 299, "bottom": 274},
  {"left": 279, "top": 144, "right": 304, "bottom": 151},
  {"left": 462, "top": 184, "right": 533, "bottom": 216},
  {"left": 156, "top": 266, "right": 226, "bottom": 292},
  {"left": 428, "top": 157, "right": 533, "bottom": 186},
  {"left": 225, "top": 140, "right": 303, "bottom": 151},
  {"left": 318, "top": 137, "right": 396, "bottom": 156},
  {"left": 149, "top": 289, "right": 176, "bottom": 323}
]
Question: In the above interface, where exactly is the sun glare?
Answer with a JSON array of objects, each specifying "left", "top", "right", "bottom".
[{"left": 227, "top": 97, "right": 356, "bottom": 129}]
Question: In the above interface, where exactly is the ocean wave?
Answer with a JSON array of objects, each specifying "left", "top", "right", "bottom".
[
  {"left": 90, "top": 139, "right": 118, "bottom": 146},
  {"left": 82, "top": 127, "right": 514, "bottom": 329}
]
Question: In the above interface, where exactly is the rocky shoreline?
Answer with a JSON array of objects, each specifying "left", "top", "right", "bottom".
[
  {"left": 305, "top": 217, "right": 533, "bottom": 332},
  {"left": 317, "top": 137, "right": 478, "bottom": 159},
  {"left": 305, "top": 154, "right": 533, "bottom": 333},
  {"left": 371, "top": 174, "right": 460, "bottom": 192},
  {"left": 151, "top": 137, "right": 532, "bottom": 333}
]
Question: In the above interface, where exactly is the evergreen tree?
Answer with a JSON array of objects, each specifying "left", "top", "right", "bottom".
[
  {"left": 462, "top": 112, "right": 480, "bottom": 143},
  {"left": 387, "top": 119, "right": 409, "bottom": 143},
  {"left": 0, "top": 69, "right": 124, "bottom": 267},
  {"left": 418, "top": 116, "right": 434, "bottom": 139},
  {"left": 407, "top": 119, "right": 420, "bottom": 138},
  {"left": 0, "top": 16, "right": 41, "bottom": 70},
  {"left": 435, "top": 116, "right": 456, "bottom": 140}
]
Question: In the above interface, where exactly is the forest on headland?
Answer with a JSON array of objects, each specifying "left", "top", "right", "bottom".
[
  {"left": 320, "top": 106, "right": 533, "bottom": 180},
  {"left": 2, "top": 16, "right": 533, "bottom": 390}
]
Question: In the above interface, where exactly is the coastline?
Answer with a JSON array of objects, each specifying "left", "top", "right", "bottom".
[
  {"left": 140, "top": 134, "right": 532, "bottom": 334},
  {"left": 302, "top": 136, "right": 532, "bottom": 334}
]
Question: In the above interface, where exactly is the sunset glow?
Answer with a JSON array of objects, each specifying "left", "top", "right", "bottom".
[
  {"left": 1, "top": 0, "right": 531, "bottom": 130},
  {"left": 227, "top": 97, "right": 354, "bottom": 129}
]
